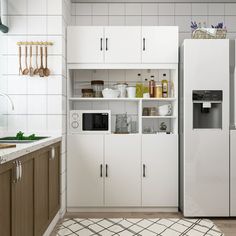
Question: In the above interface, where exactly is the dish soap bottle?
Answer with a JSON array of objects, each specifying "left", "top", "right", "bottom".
[
  {"left": 161, "top": 74, "right": 168, "bottom": 98},
  {"left": 136, "top": 73, "right": 143, "bottom": 98}
]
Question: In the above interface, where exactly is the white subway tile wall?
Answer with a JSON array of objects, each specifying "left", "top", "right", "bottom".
[
  {"left": 0, "top": 0, "right": 72, "bottom": 217},
  {"left": 71, "top": 2, "right": 236, "bottom": 41},
  {"left": 1, "top": 0, "right": 236, "bottom": 220}
]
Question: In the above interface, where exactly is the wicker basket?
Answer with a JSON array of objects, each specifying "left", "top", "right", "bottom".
[{"left": 192, "top": 28, "right": 227, "bottom": 39}]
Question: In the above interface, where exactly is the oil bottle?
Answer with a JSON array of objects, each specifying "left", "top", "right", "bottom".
[{"left": 161, "top": 73, "right": 168, "bottom": 98}]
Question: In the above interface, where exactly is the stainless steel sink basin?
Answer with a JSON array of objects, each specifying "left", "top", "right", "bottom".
[{"left": 0, "top": 137, "right": 49, "bottom": 144}]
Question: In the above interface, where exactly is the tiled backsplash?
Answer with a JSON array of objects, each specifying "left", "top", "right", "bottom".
[
  {"left": 0, "top": 0, "right": 72, "bottom": 217},
  {"left": 71, "top": 2, "right": 236, "bottom": 43}
]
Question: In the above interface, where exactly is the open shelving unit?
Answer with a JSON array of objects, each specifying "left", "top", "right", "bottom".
[{"left": 67, "top": 67, "right": 178, "bottom": 135}]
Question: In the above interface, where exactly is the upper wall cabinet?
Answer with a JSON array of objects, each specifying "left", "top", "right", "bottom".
[
  {"left": 67, "top": 26, "right": 104, "bottom": 64},
  {"left": 67, "top": 26, "right": 178, "bottom": 65},
  {"left": 142, "top": 26, "right": 178, "bottom": 64},
  {"left": 104, "top": 27, "right": 141, "bottom": 63}
]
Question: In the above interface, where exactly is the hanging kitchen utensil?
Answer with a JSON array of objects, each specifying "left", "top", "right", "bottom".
[
  {"left": 38, "top": 45, "right": 44, "bottom": 77},
  {"left": 0, "top": 0, "right": 8, "bottom": 33},
  {"left": 18, "top": 45, "right": 22, "bottom": 75},
  {"left": 34, "top": 45, "right": 39, "bottom": 75},
  {"left": 43, "top": 45, "right": 50, "bottom": 77},
  {"left": 22, "top": 45, "right": 29, "bottom": 75},
  {"left": 29, "top": 45, "right": 34, "bottom": 77}
]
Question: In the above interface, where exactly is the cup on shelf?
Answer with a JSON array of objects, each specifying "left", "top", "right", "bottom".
[
  {"left": 143, "top": 93, "right": 150, "bottom": 98},
  {"left": 126, "top": 87, "right": 136, "bottom": 98},
  {"left": 158, "top": 104, "right": 172, "bottom": 116}
]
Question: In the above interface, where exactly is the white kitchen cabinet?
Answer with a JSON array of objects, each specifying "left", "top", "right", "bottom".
[
  {"left": 104, "top": 27, "right": 141, "bottom": 63},
  {"left": 230, "top": 130, "right": 236, "bottom": 216},
  {"left": 67, "top": 26, "right": 104, "bottom": 64},
  {"left": 67, "top": 134, "right": 104, "bottom": 207},
  {"left": 142, "top": 134, "right": 178, "bottom": 207},
  {"left": 104, "top": 135, "right": 141, "bottom": 206},
  {"left": 142, "top": 26, "right": 178, "bottom": 63},
  {"left": 67, "top": 26, "right": 178, "bottom": 66}
]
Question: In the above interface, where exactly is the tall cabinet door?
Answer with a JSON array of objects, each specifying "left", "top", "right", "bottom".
[
  {"left": 67, "top": 134, "right": 104, "bottom": 207},
  {"left": 142, "top": 134, "right": 178, "bottom": 207},
  {"left": 142, "top": 26, "right": 178, "bottom": 63},
  {"left": 12, "top": 157, "right": 34, "bottom": 236},
  {"left": 67, "top": 26, "right": 104, "bottom": 63},
  {"left": 104, "top": 27, "right": 141, "bottom": 63},
  {"left": 104, "top": 135, "right": 141, "bottom": 206},
  {"left": 0, "top": 162, "right": 13, "bottom": 236},
  {"left": 49, "top": 145, "right": 60, "bottom": 220},
  {"left": 34, "top": 149, "right": 49, "bottom": 236}
]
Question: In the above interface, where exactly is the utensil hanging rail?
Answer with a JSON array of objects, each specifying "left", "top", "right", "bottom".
[{"left": 16, "top": 41, "right": 53, "bottom": 46}]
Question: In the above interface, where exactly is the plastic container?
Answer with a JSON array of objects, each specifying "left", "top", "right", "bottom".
[{"left": 91, "top": 80, "right": 104, "bottom": 97}]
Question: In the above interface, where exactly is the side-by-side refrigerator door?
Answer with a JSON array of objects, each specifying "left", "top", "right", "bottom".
[
  {"left": 230, "top": 131, "right": 236, "bottom": 216},
  {"left": 183, "top": 39, "right": 230, "bottom": 217}
]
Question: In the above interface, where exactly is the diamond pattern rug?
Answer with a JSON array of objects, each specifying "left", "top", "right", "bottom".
[{"left": 54, "top": 218, "right": 224, "bottom": 236}]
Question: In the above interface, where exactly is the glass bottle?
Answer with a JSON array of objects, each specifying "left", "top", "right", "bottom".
[
  {"left": 161, "top": 74, "right": 168, "bottom": 98},
  {"left": 149, "top": 75, "right": 155, "bottom": 98},
  {"left": 136, "top": 73, "right": 143, "bottom": 98}
]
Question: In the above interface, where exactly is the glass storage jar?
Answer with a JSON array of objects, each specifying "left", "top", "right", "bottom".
[
  {"left": 82, "top": 89, "right": 94, "bottom": 97},
  {"left": 91, "top": 80, "right": 104, "bottom": 97}
]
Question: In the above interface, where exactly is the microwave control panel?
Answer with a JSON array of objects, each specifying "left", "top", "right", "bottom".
[{"left": 70, "top": 110, "right": 80, "bottom": 132}]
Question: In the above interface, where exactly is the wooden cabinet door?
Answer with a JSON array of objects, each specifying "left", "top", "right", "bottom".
[
  {"left": 67, "top": 134, "right": 104, "bottom": 207},
  {"left": 142, "top": 26, "right": 178, "bottom": 63},
  {"left": 104, "top": 27, "right": 141, "bottom": 63},
  {"left": 12, "top": 157, "right": 34, "bottom": 236},
  {"left": 142, "top": 134, "right": 178, "bottom": 207},
  {"left": 34, "top": 149, "right": 50, "bottom": 236},
  {"left": 104, "top": 135, "right": 141, "bottom": 206},
  {"left": 67, "top": 26, "right": 104, "bottom": 63},
  {"left": 0, "top": 162, "right": 13, "bottom": 236},
  {"left": 49, "top": 145, "right": 60, "bottom": 219}
]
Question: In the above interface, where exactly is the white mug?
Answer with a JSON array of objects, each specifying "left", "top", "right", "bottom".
[
  {"left": 158, "top": 104, "right": 172, "bottom": 116},
  {"left": 126, "top": 87, "right": 136, "bottom": 98},
  {"left": 143, "top": 93, "right": 150, "bottom": 98}
]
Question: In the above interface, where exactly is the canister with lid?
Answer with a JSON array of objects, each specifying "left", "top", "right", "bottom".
[{"left": 91, "top": 80, "right": 104, "bottom": 97}]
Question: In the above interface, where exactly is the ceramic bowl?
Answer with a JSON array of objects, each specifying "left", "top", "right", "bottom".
[{"left": 102, "top": 88, "right": 120, "bottom": 98}]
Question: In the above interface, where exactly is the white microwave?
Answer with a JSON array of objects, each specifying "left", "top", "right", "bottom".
[{"left": 69, "top": 110, "right": 111, "bottom": 134}]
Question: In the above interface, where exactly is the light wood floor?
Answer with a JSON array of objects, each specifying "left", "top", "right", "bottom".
[{"left": 64, "top": 212, "right": 236, "bottom": 236}]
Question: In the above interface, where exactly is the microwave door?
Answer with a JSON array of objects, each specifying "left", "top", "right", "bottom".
[{"left": 83, "top": 113, "right": 109, "bottom": 131}]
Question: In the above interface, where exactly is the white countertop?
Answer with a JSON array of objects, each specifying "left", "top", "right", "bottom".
[{"left": 0, "top": 136, "right": 62, "bottom": 165}]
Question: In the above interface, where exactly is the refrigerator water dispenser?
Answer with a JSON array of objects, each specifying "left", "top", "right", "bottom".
[{"left": 193, "top": 90, "right": 223, "bottom": 129}]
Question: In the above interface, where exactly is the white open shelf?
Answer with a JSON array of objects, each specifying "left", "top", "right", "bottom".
[
  {"left": 67, "top": 68, "right": 178, "bottom": 135},
  {"left": 142, "top": 116, "right": 176, "bottom": 119},
  {"left": 69, "top": 97, "right": 177, "bottom": 102}
]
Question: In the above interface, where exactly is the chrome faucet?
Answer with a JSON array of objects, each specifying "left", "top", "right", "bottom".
[{"left": 0, "top": 92, "right": 14, "bottom": 110}]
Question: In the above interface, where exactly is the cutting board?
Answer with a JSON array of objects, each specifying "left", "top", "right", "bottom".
[{"left": 0, "top": 144, "right": 16, "bottom": 149}]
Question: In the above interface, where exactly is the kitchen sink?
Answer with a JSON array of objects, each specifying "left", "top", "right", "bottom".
[{"left": 0, "top": 136, "right": 49, "bottom": 144}]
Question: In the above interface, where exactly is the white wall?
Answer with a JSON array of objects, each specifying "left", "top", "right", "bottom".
[
  {"left": 71, "top": 2, "right": 236, "bottom": 43},
  {"left": 0, "top": 0, "right": 71, "bottom": 216}
]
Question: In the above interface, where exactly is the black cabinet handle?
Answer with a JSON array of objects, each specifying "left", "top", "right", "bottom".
[
  {"left": 143, "top": 38, "right": 146, "bottom": 51},
  {"left": 105, "top": 164, "right": 108, "bottom": 177},
  {"left": 100, "top": 164, "right": 103, "bottom": 177},
  {"left": 106, "top": 38, "right": 108, "bottom": 51},
  {"left": 100, "top": 38, "right": 103, "bottom": 51},
  {"left": 143, "top": 164, "right": 146, "bottom": 177}
]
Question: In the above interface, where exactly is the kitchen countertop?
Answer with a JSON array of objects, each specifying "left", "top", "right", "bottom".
[{"left": 0, "top": 136, "right": 62, "bottom": 165}]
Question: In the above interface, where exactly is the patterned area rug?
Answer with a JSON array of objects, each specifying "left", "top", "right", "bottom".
[{"left": 54, "top": 218, "right": 224, "bottom": 236}]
